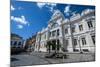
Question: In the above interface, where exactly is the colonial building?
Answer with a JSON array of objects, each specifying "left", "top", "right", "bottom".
[
  {"left": 11, "top": 33, "right": 25, "bottom": 53},
  {"left": 24, "top": 35, "right": 36, "bottom": 52},
  {"left": 35, "top": 9, "right": 95, "bottom": 53}
]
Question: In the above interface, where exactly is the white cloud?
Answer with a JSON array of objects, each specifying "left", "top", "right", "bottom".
[
  {"left": 72, "top": 11, "right": 77, "bottom": 16},
  {"left": 46, "top": 3, "right": 56, "bottom": 7},
  {"left": 18, "top": 7, "right": 23, "bottom": 10},
  {"left": 37, "top": 2, "right": 46, "bottom": 9},
  {"left": 47, "top": 4, "right": 56, "bottom": 12},
  {"left": 11, "top": 5, "right": 23, "bottom": 11},
  {"left": 64, "top": 6, "right": 70, "bottom": 13},
  {"left": 36, "top": 2, "right": 56, "bottom": 12},
  {"left": 64, "top": 5, "right": 71, "bottom": 16},
  {"left": 11, "top": 5, "right": 15, "bottom": 11},
  {"left": 17, "top": 25, "right": 23, "bottom": 29},
  {"left": 11, "top": 15, "right": 28, "bottom": 25}
]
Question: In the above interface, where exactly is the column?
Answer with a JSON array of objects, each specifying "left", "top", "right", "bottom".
[
  {"left": 78, "top": 37, "right": 83, "bottom": 53},
  {"left": 69, "top": 22, "right": 74, "bottom": 52}
]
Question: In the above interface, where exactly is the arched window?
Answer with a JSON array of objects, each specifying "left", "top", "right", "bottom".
[
  {"left": 11, "top": 41, "right": 13, "bottom": 46},
  {"left": 18, "top": 42, "right": 22, "bottom": 46},
  {"left": 14, "top": 41, "right": 17, "bottom": 45},
  {"left": 13, "top": 41, "right": 17, "bottom": 47},
  {"left": 51, "top": 22, "right": 59, "bottom": 29}
]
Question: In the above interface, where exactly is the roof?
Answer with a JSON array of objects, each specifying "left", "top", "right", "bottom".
[
  {"left": 49, "top": 9, "right": 65, "bottom": 23},
  {"left": 11, "top": 33, "right": 23, "bottom": 40}
]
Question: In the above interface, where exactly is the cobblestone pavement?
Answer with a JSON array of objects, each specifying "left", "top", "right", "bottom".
[{"left": 11, "top": 52, "right": 95, "bottom": 67}]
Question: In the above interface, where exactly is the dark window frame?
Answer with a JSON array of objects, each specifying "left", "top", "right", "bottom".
[
  {"left": 71, "top": 26, "right": 75, "bottom": 33},
  {"left": 65, "top": 28, "right": 68, "bottom": 34},
  {"left": 57, "top": 29, "right": 60, "bottom": 36},
  {"left": 87, "top": 20, "right": 93, "bottom": 28},
  {"left": 79, "top": 24, "right": 83, "bottom": 31},
  {"left": 66, "top": 40, "right": 69, "bottom": 45},
  {"left": 81, "top": 37, "right": 87, "bottom": 45},
  {"left": 73, "top": 39, "right": 77, "bottom": 46},
  {"left": 91, "top": 35, "right": 95, "bottom": 45}
]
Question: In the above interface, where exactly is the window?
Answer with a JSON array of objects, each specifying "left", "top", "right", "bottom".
[
  {"left": 73, "top": 39, "right": 77, "bottom": 46},
  {"left": 52, "top": 40, "right": 56, "bottom": 50},
  {"left": 18, "top": 42, "right": 21, "bottom": 46},
  {"left": 91, "top": 35, "right": 95, "bottom": 45},
  {"left": 57, "top": 29, "right": 59, "bottom": 36},
  {"left": 79, "top": 25, "right": 83, "bottom": 31},
  {"left": 72, "top": 27, "right": 75, "bottom": 33},
  {"left": 13, "top": 41, "right": 17, "bottom": 47},
  {"left": 18, "top": 42, "right": 22, "bottom": 48},
  {"left": 82, "top": 49, "right": 89, "bottom": 52},
  {"left": 49, "top": 32, "right": 51, "bottom": 37},
  {"left": 52, "top": 31, "right": 56, "bottom": 37},
  {"left": 81, "top": 37, "right": 87, "bottom": 45},
  {"left": 66, "top": 40, "right": 69, "bottom": 45},
  {"left": 65, "top": 28, "right": 68, "bottom": 34},
  {"left": 14, "top": 41, "right": 17, "bottom": 46},
  {"left": 51, "top": 23, "right": 59, "bottom": 29},
  {"left": 45, "top": 34, "right": 46, "bottom": 39},
  {"left": 87, "top": 20, "right": 93, "bottom": 28}
]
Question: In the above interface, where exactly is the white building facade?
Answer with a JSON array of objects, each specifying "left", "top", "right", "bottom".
[{"left": 35, "top": 9, "right": 95, "bottom": 53}]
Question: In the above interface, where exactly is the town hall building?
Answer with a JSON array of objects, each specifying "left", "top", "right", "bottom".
[{"left": 35, "top": 9, "right": 95, "bottom": 53}]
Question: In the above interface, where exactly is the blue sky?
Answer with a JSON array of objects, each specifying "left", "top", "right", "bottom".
[{"left": 10, "top": 1, "right": 95, "bottom": 40}]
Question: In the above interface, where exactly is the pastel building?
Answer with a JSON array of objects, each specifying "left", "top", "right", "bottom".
[{"left": 35, "top": 9, "right": 95, "bottom": 53}]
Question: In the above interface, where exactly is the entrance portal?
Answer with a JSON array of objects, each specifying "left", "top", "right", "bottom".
[{"left": 47, "top": 39, "right": 60, "bottom": 53}]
